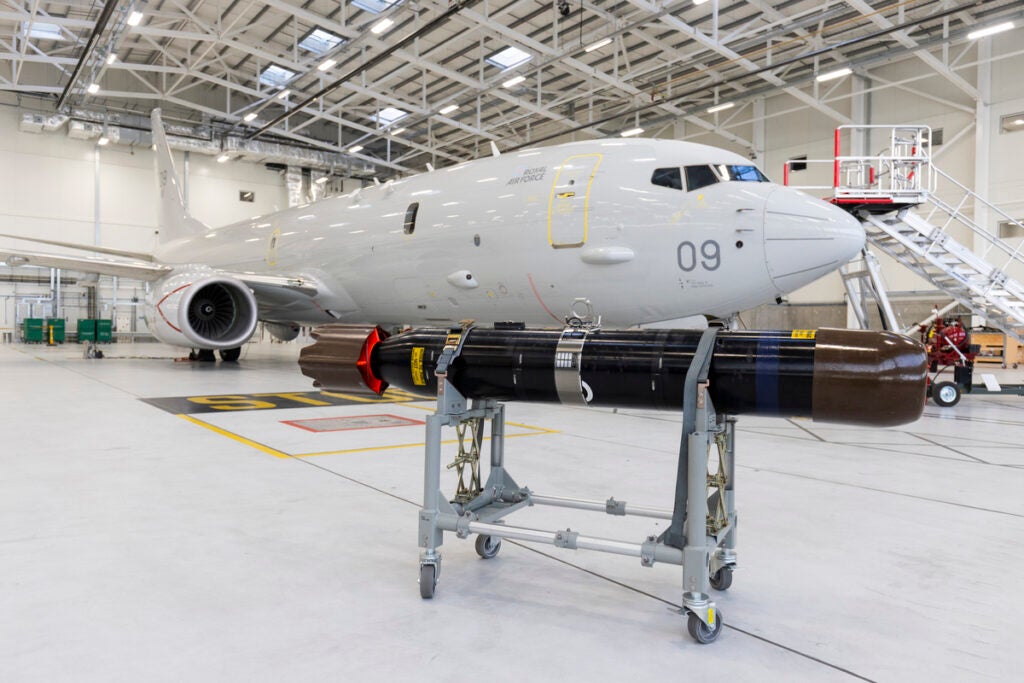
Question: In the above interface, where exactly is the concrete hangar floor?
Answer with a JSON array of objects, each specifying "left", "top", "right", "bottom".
[{"left": 1, "top": 338, "right": 1021, "bottom": 681}]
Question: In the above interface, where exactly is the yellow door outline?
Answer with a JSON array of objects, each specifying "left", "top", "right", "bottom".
[
  {"left": 547, "top": 153, "right": 602, "bottom": 249},
  {"left": 266, "top": 227, "right": 281, "bottom": 266}
]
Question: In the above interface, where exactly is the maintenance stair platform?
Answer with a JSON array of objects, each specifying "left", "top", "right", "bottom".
[{"left": 785, "top": 125, "right": 1024, "bottom": 342}]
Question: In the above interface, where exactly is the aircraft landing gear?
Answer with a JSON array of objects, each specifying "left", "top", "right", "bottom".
[
  {"left": 186, "top": 348, "right": 240, "bottom": 362},
  {"left": 189, "top": 349, "right": 217, "bottom": 362}
]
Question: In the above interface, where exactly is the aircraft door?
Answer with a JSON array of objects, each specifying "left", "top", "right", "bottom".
[{"left": 547, "top": 154, "right": 602, "bottom": 249}]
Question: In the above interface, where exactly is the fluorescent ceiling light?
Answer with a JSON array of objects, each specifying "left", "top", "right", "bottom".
[
  {"left": 439, "top": 104, "right": 459, "bottom": 115},
  {"left": 22, "top": 21, "right": 65, "bottom": 41},
  {"left": 1016, "top": 119, "right": 1024, "bottom": 126},
  {"left": 620, "top": 127, "right": 644, "bottom": 137},
  {"left": 315, "top": 176, "right": 329, "bottom": 185},
  {"left": 486, "top": 45, "right": 532, "bottom": 70},
  {"left": 277, "top": 89, "right": 291, "bottom": 99},
  {"left": 86, "top": 83, "right": 100, "bottom": 94},
  {"left": 127, "top": 11, "right": 144, "bottom": 27},
  {"left": 97, "top": 136, "right": 109, "bottom": 146},
  {"left": 707, "top": 102, "right": 734, "bottom": 113},
  {"left": 317, "top": 58, "right": 337, "bottom": 72},
  {"left": 371, "top": 18, "right": 394, "bottom": 35},
  {"left": 816, "top": 67, "right": 852, "bottom": 82},
  {"left": 693, "top": 0, "right": 710, "bottom": 5},
  {"left": 299, "top": 28, "right": 345, "bottom": 54},
  {"left": 372, "top": 107, "right": 407, "bottom": 125},
  {"left": 243, "top": 112, "right": 258, "bottom": 122},
  {"left": 260, "top": 65, "right": 296, "bottom": 88},
  {"left": 503, "top": 75, "right": 526, "bottom": 88},
  {"left": 349, "top": 145, "right": 364, "bottom": 154},
  {"left": 390, "top": 127, "right": 406, "bottom": 135},
  {"left": 967, "top": 22, "right": 1014, "bottom": 40},
  {"left": 352, "top": 0, "right": 402, "bottom": 13},
  {"left": 105, "top": 53, "right": 117, "bottom": 65},
  {"left": 217, "top": 153, "right": 230, "bottom": 163},
  {"left": 585, "top": 37, "right": 612, "bottom": 52}
]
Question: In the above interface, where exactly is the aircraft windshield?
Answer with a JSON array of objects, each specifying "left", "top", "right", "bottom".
[{"left": 652, "top": 164, "right": 771, "bottom": 192}]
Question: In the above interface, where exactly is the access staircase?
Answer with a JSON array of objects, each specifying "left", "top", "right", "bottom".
[{"left": 785, "top": 125, "right": 1024, "bottom": 342}]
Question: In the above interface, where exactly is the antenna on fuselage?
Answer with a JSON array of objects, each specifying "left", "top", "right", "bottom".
[
  {"left": 426, "top": 163, "right": 435, "bottom": 172},
  {"left": 490, "top": 141, "right": 501, "bottom": 157}
]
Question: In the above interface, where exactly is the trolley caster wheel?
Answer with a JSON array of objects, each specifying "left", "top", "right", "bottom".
[
  {"left": 932, "top": 381, "right": 961, "bottom": 407},
  {"left": 687, "top": 609, "right": 724, "bottom": 644},
  {"left": 474, "top": 534, "right": 502, "bottom": 559},
  {"left": 709, "top": 566, "right": 733, "bottom": 591},
  {"left": 419, "top": 564, "right": 437, "bottom": 599}
]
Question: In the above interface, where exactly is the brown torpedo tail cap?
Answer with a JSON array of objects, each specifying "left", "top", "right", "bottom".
[
  {"left": 811, "top": 328, "right": 928, "bottom": 427},
  {"left": 298, "top": 324, "right": 389, "bottom": 395}
]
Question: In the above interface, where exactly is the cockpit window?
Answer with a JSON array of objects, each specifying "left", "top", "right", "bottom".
[
  {"left": 651, "top": 167, "right": 683, "bottom": 190},
  {"left": 715, "top": 164, "right": 770, "bottom": 182},
  {"left": 684, "top": 165, "right": 720, "bottom": 192},
  {"left": 684, "top": 164, "right": 770, "bottom": 191}
]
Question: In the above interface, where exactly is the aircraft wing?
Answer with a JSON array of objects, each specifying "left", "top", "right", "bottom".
[
  {"left": 0, "top": 236, "right": 339, "bottom": 321},
  {"left": 0, "top": 245, "right": 172, "bottom": 281}
]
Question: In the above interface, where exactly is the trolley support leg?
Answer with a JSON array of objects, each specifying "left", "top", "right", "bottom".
[{"left": 419, "top": 413, "right": 445, "bottom": 559}]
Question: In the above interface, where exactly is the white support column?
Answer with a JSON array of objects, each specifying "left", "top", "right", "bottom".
[
  {"left": 851, "top": 74, "right": 870, "bottom": 156},
  {"left": 752, "top": 98, "right": 765, "bottom": 167},
  {"left": 847, "top": 76, "right": 870, "bottom": 329},
  {"left": 973, "top": 40, "right": 992, "bottom": 328}
]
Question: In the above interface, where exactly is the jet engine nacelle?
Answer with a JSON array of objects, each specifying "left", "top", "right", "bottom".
[{"left": 145, "top": 267, "right": 258, "bottom": 349}]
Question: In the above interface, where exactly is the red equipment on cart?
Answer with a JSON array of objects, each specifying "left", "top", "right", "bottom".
[{"left": 921, "top": 314, "right": 977, "bottom": 407}]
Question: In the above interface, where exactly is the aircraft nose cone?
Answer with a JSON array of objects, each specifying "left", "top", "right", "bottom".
[{"left": 764, "top": 187, "right": 865, "bottom": 292}]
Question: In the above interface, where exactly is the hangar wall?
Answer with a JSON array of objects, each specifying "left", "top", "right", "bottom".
[{"left": 0, "top": 107, "right": 289, "bottom": 338}]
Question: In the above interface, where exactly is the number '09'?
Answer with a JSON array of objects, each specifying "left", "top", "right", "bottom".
[{"left": 677, "top": 240, "right": 721, "bottom": 271}]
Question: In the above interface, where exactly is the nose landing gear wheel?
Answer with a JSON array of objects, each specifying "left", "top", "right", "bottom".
[
  {"left": 474, "top": 534, "right": 501, "bottom": 559},
  {"left": 419, "top": 564, "right": 437, "bottom": 599},
  {"left": 219, "top": 347, "right": 241, "bottom": 362},
  {"left": 932, "top": 381, "right": 961, "bottom": 407},
  {"left": 687, "top": 610, "right": 724, "bottom": 644}
]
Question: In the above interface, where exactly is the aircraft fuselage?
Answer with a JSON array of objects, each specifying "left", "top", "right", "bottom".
[{"left": 155, "top": 138, "right": 864, "bottom": 327}]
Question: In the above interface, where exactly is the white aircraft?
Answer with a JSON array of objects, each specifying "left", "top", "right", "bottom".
[{"left": 0, "top": 110, "right": 864, "bottom": 360}]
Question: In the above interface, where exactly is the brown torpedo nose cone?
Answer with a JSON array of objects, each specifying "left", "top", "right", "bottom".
[{"left": 811, "top": 328, "right": 928, "bottom": 427}]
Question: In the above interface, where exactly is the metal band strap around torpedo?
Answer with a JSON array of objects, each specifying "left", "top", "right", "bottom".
[{"left": 554, "top": 327, "right": 589, "bottom": 405}]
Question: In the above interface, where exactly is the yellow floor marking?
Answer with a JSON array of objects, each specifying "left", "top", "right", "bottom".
[
  {"left": 178, "top": 414, "right": 291, "bottom": 458},
  {"left": 296, "top": 428, "right": 556, "bottom": 458},
  {"left": 179, "top": 410, "right": 558, "bottom": 459}
]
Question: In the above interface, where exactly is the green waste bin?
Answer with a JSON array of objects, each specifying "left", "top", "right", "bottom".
[
  {"left": 23, "top": 318, "right": 44, "bottom": 343},
  {"left": 46, "top": 319, "right": 65, "bottom": 343},
  {"left": 78, "top": 319, "right": 96, "bottom": 342},
  {"left": 96, "top": 319, "right": 113, "bottom": 343}
]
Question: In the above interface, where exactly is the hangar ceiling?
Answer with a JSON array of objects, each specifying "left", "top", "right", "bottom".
[{"left": 1, "top": 0, "right": 1022, "bottom": 178}]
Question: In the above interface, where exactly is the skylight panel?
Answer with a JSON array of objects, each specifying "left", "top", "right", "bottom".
[
  {"left": 22, "top": 21, "right": 65, "bottom": 41},
  {"left": 486, "top": 46, "right": 532, "bottom": 70},
  {"left": 372, "top": 107, "right": 408, "bottom": 126},
  {"left": 259, "top": 64, "right": 296, "bottom": 88},
  {"left": 299, "top": 28, "right": 345, "bottom": 54},
  {"left": 352, "top": 0, "right": 403, "bottom": 13}
]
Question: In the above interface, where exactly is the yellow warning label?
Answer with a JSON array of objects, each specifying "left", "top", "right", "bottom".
[
  {"left": 791, "top": 330, "right": 816, "bottom": 339},
  {"left": 411, "top": 347, "right": 426, "bottom": 386},
  {"left": 708, "top": 608, "right": 715, "bottom": 626}
]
